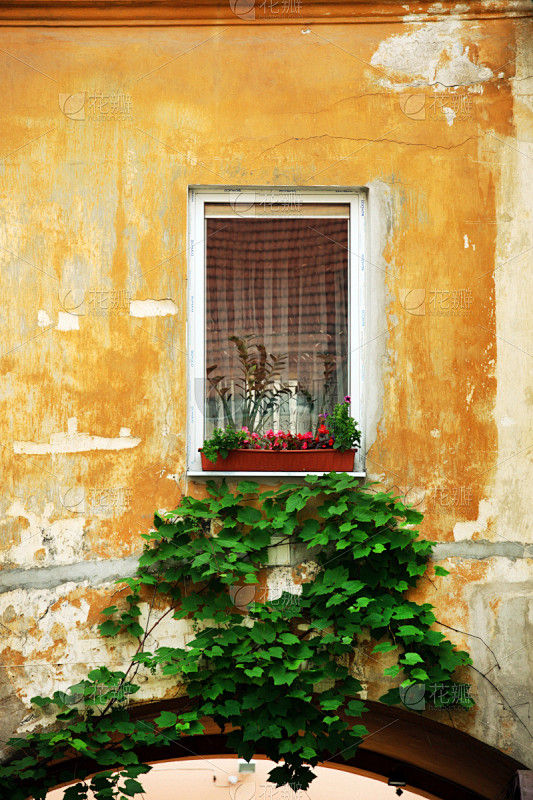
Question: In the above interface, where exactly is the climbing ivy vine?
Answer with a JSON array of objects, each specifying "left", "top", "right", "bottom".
[{"left": 0, "top": 473, "right": 473, "bottom": 800}]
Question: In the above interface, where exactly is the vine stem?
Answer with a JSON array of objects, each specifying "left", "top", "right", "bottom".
[
  {"left": 470, "top": 664, "right": 533, "bottom": 741},
  {"left": 435, "top": 620, "right": 500, "bottom": 669}
]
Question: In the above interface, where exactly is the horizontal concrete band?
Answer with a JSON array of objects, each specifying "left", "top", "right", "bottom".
[
  {"left": 0, "top": 556, "right": 140, "bottom": 594},
  {"left": 432, "top": 540, "right": 533, "bottom": 560},
  {"left": 1, "top": 540, "right": 532, "bottom": 593}
]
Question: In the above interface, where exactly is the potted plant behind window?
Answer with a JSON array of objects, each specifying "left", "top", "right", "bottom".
[
  {"left": 200, "top": 397, "right": 361, "bottom": 472},
  {"left": 206, "top": 334, "right": 294, "bottom": 433}
]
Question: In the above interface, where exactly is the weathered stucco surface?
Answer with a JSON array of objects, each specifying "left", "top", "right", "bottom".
[{"left": 1, "top": 0, "right": 533, "bottom": 787}]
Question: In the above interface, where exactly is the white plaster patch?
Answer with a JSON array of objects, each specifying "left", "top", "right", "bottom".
[
  {"left": 453, "top": 497, "right": 497, "bottom": 541},
  {"left": 430, "top": 428, "right": 441, "bottom": 438},
  {"left": 129, "top": 299, "right": 178, "bottom": 318},
  {"left": 56, "top": 312, "right": 79, "bottom": 331},
  {"left": 464, "top": 234, "right": 470, "bottom": 248},
  {"left": 0, "top": 585, "right": 188, "bottom": 726},
  {"left": 370, "top": 22, "right": 493, "bottom": 88},
  {"left": 500, "top": 416, "right": 516, "bottom": 427},
  {"left": 442, "top": 106, "right": 456, "bottom": 126},
  {"left": 5, "top": 500, "right": 87, "bottom": 566},
  {"left": 267, "top": 566, "right": 302, "bottom": 602},
  {"left": 13, "top": 417, "right": 141, "bottom": 455},
  {"left": 37, "top": 310, "right": 51, "bottom": 328}
]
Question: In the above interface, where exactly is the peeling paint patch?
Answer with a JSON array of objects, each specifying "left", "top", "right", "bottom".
[
  {"left": 56, "top": 312, "right": 79, "bottom": 331},
  {"left": 37, "top": 310, "right": 51, "bottom": 328},
  {"left": 5, "top": 501, "right": 86, "bottom": 567},
  {"left": 13, "top": 417, "right": 141, "bottom": 455},
  {"left": 129, "top": 299, "right": 178, "bottom": 318},
  {"left": 442, "top": 106, "right": 456, "bottom": 126},
  {"left": 267, "top": 566, "right": 301, "bottom": 602},
  {"left": 453, "top": 498, "right": 497, "bottom": 541},
  {"left": 370, "top": 23, "right": 493, "bottom": 88}
]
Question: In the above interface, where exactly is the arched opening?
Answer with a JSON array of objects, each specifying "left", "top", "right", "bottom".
[
  {"left": 41, "top": 699, "right": 523, "bottom": 800},
  {"left": 47, "top": 758, "right": 435, "bottom": 799}
]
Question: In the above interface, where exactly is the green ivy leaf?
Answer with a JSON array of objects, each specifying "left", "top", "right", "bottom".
[
  {"left": 155, "top": 711, "right": 177, "bottom": 729},
  {"left": 372, "top": 642, "right": 397, "bottom": 654},
  {"left": 401, "top": 653, "right": 424, "bottom": 665},
  {"left": 99, "top": 620, "right": 122, "bottom": 637}
]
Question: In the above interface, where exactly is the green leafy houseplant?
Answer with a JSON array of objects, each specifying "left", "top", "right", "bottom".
[
  {"left": 329, "top": 397, "right": 361, "bottom": 450},
  {"left": 201, "top": 425, "right": 249, "bottom": 464},
  {"left": 0, "top": 473, "right": 473, "bottom": 800},
  {"left": 207, "top": 334, "right": 293, "bottom": 431}
]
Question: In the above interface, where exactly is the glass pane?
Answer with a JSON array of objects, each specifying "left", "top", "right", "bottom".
[{"left": 205, "top": 216, "right": 349, "bottom": 436}]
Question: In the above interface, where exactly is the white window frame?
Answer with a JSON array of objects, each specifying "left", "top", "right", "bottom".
[{"left": 187, "top": 186, "right": 367, "bottom": 476}]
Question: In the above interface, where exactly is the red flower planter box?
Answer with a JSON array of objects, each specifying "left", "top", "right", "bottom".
[{"left": 200, "top": 449, "right": 356, "bottom": 472}]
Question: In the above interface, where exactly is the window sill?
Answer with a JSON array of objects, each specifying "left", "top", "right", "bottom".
[{"left": 187, "top": 471, "right": 367, "bottom": 478}]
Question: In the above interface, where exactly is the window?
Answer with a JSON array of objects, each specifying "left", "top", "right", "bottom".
[{"left": 187, "top": 187, "right": 366, "bottom": 474}]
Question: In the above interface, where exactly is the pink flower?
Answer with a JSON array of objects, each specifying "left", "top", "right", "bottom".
[{"left": 344, "top": 396, "right": 351, "bottom": 403}]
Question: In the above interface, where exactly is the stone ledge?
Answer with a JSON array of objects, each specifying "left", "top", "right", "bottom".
[{"left": 0, "top": 0, "right": 530, "bottom": 26}]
